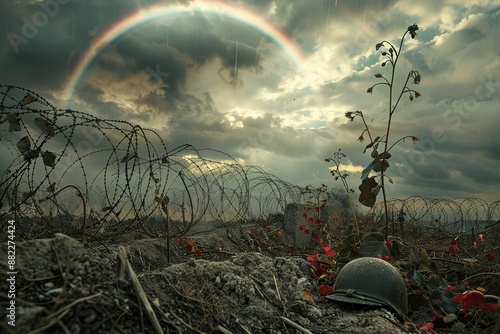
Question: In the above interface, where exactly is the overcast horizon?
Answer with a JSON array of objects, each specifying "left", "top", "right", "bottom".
[{"left": 1, "top": 0, "right": 499, "bottom": 204}]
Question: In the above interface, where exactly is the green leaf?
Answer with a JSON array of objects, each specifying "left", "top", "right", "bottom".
[
  {"left": 361, "top": 162, "right": 373, "bottom": 180},
  {"left": 443, "top": 314, "right": 457, "bottom": 324},
  {"left": 410, "top": 247, "right": 422, "bottom": 265},
  {"left": 421, "top": 249, "right": 430, "bottom": 268},
  {"left": 363, "top": 137, "right": 380, "bottom": 154},
  {"left": 360, "top": 232, "right": 390, "bottom": 258},
  {"left": 408, "top": 268, "right": 425, "bottom": 285}
]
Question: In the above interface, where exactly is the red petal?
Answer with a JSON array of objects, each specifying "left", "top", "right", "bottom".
[
  {"left": 462, "top": 291, "right": 485, "bottom": 307},
  {"left": 479, "top": 302, "right": 500, "bottom": 312},
  {"left": 419, "top": 322, "right": 434, "bottom": 331},
  {"left": 324, "top": 246, "right": 335, "bottom": 258},
  {"left": 319, "top": 284, "right": 332, "bottom": 295}
]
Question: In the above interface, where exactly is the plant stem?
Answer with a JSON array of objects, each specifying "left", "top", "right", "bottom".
[{"left": 380, "top": 30, "right": 409, "bottom": 240}]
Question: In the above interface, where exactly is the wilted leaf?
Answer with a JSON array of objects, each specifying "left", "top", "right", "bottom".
[
  {"left": 409, "top": 94, "right": 414, "bottom": 101},
  {"left": 367, "top": 86, "right": 373, "bottom": 94},
  {"left": 375, "top": 42, "right": 383, "bottom": 51},
  {"left": 6, "top": 113, "right": 21, "bottom": 132},
  {"left": 42, "top": 151, "right": 56, "bottom": 167},
  {"left": 388, "top": 177, "right": 393, "bottom": 184},
  {"left": 20, "top": 93, "right": 37, "bottom": 106},
  {"left": 155, "top": 194, "right": 170, "bottom": 205},
  {"left": 8, "top": 121, "right": 21, "bottom": 132},
  {"left": 34, "top": 117, "right": 55, "bottom": 137},
  {"left": 6, "top": 113, "right": 18, "bottom": 123},
  {"left": 358, "top": 177, "right": 378, "bottom": 207},
  {"left": 46, "top": 183, "right": 56, "bottom": 192},
  {"left": 22, "top": 191, "right": 35, "bottom": 201},
  {"left": 374, "top": 73, "right": 383, "bottom": 78},
  {"left": 360, "top": 162, "right": 373, "bottom": 180},
  {"left": 378, "top": 152, "right": 391, "bottom": 160},
  {"left": 16, "top": 136, "right": 30, "bottom": 154},
  {"left": 363, "top": 136, "right": 380, "bottom": 154},
  {"left": 121, "top": 152, "right": 136, "bottom": 163}
]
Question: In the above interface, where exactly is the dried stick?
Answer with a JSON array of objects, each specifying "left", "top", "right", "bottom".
[
  {"left": 280, "top": 316, "right": 314, "bottom": 334},
  {"left": 117, "top": 246, "right": 164, "bottom": 334}
]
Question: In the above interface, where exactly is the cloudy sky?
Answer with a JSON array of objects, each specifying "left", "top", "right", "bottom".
[{"left": 1, "top": 0, "right": 499, "bottom": 205}]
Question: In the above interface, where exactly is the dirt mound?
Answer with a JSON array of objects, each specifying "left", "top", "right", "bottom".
[{"left": 1, "top": 234, "right": 408, "bottom": 333}]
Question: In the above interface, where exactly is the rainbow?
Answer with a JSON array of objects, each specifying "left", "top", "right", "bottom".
[{"left": 63, "top": 0, "right": 306, "bottom": 101}]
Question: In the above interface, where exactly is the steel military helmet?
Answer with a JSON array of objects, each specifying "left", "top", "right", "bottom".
[{"left": 325, "top": 257, "right": 408, "bottom": 320}]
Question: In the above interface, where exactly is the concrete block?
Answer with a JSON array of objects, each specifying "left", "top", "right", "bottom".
[{"left": 284, "top": 203, "right": 330, "bottom": 248}]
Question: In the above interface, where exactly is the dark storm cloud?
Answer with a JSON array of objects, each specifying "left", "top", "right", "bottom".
[
  {"left": 74, "top": 84, "right": 128, "bottom": 120},
  {"left": 114, "top": 35, "right": 187, "bottom": 98}
]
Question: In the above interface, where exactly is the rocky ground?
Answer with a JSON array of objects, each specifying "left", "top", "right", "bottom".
[{"left": 0, "top": 222, "right": 499, "bottom": 333}]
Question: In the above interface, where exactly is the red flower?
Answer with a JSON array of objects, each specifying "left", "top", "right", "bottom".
[
  {"left": 385, "top": 241, "right": 393, "bottom": 249},
  {"left": 323, "top": 246, "right": 335, "bottom": 258},
  {"left": 357, "top": 135, "right": 365, "bottom": 143},
  {"left": 303, "top": 213, "right": 308, "bottom": 219},
  {"left": 307, "top": 217, "right": 314, "bottom": 224},
  {"left": 411, "top": 136, "right": 420, "bottom": 143},
  {"left": 479, "top": 302, "right": 500, "bottom": 312},
  {"left": 315, "top": 206, "right": 320, "bottom": 213},
  {"left": 307, "top": 254, "right": 320, "bottom": 262},
  {"left": 304, "top": 290, "right": 314, "bottom": 303},
  {"left": 377, "top": 255, "right": 393, "bottom": 262},
  {"left": 304, "top": 229, "right": 311, "bottom": 235},
  {"left": 478, "top": 234, "right": 484, "bottom": 241},
  {"left": 196, "top": 249, "right": 202, "bottom": 257},
  {"left": 313, "top": 234, "right": 321, "bottom": 243},
  {"left": 449, "top": 238, "right": 458, "bottom": 253},
  {"left": 299, "top": 225, "right": 306, "bottom": 231},
  {"left": 485, "top": 253, "right": 495, "bottom": 261},
  {"left": 177, "top": 238, "right": 184, "bottom": 246},
  {"left": 315, "top": 219, "right": 322, "bottom": 225},
  {"left": 187, "top": 239, "right": 196, "bottom": 249},
  {"left": 319, "top": 284, "right": 332, "bottom": 296},
  {"left": 454, "top": 290, "right": 485, "bottom": 312},
  {"left": 419, "top": 322, "right": 434, "bottom": 331}
]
